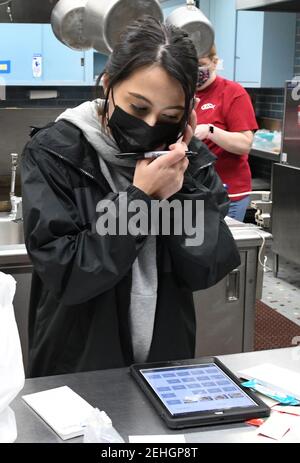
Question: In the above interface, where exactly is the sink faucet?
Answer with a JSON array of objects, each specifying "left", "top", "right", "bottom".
[{"left": 9, "top": 152, "right": 22, "bottom": 222}]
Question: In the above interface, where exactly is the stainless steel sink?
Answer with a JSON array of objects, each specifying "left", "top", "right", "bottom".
[{"left": 0, "top": 213, "right": 24, "bottom": 245}]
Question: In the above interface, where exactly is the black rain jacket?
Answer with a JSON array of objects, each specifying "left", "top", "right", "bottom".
[{"left": 21, "top": 120, "right": 240, "bottom": 377}]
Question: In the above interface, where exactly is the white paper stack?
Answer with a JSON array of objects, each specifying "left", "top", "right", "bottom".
[{"left": 22, "top": 386, "right": 95, "bottom": 440}]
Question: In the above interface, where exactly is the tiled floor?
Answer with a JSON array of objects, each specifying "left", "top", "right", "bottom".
[{"left": 261, "top": 246, "right": 300, "bottom": 326}]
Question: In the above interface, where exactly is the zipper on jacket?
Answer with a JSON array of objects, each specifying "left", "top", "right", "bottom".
[
  {"left": 192, "top": 160, "right": 214, "bottom": 178},
  {"left": 39, "top": 144, "right": 100, "bottom": 185},
  {"left": 198, "top": 161, "right": 214, "bottom": 171}
]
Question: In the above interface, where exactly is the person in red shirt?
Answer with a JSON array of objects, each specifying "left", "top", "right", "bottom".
[{"left": 195, "top": 45, "right": 258, "bottom": 221}]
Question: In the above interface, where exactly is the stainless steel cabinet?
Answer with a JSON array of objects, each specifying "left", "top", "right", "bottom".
[
  {"left": 195, "top": 252, "right": 245, "bottom": 357},
  {"left": 272, "top": 163, "right": 300, "bottom": 272},
  {"left": 194, "top": 219, "right": 271, "bottom": 357}
]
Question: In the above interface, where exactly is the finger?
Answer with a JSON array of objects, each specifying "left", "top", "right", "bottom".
[
  {"left": 179, "top": 156, "right": 189, "bottom": 173},
  {"left": 181, "top": 104, "right": 197, "bottom": 145},
  {"left": 182, "top": 123, "right": 193, "bottom": 145},
  {"left": 169, "top": 141, "right": 188, "bottom": 152},
  {"left": 135, "top": 159, "right": 152, "bottom": 169},
  {"left": 156, "top": 145, "right": 186, "bottom": 166},
  {"left": 171, "top": 156, "right": 189, "bottom": 174},
  {"left": 189, "top": 109, "right": 197, "bottom": 132},
  {"left": 194, "top": 126, "right": 200, "bottom": 139}
]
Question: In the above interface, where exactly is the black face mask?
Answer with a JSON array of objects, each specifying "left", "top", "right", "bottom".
[{"left": 108, "top": 105, "right": 185, "bottom": 153}]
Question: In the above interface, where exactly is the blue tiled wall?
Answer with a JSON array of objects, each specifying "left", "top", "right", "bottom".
[
  {"left": 0, "top": 85, "right": 96, "bottom": 108},
  {"left": 247, "top": 87, "right": 285, "bottom": 120}
]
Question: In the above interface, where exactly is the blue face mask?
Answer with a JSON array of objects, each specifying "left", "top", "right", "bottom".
[{"left": 197, "top": 66, "right": 211, "bottom": 88}]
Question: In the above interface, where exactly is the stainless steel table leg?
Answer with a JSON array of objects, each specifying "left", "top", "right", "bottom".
[{"left": 273, "top": 252, "right": 279, "bottom": 278}]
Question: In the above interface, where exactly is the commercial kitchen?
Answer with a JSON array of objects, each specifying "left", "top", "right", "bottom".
[{"left": 1, "top": 0, "right": 300, "bottom": 446}]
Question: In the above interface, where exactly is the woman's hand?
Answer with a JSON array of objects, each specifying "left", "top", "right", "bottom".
[
  {"left": 195, "top": 124, "right": 210, "bottom": 141},
  {"left": 195, "top": 124, "right": 254, "bottom": 155},
  {"left": 133, "top": 142, "right": 189, "bottom": 199},
  {"left": 133, "top": 99, "right": 200, "bottom": 199}
]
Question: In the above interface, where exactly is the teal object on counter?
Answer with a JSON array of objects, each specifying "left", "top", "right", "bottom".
[
  {"left": 257, "top": 132, "right": 274, "bottom": 141},
  {"left": 241, "top": 379, "right": 300, "bottom": 406}
]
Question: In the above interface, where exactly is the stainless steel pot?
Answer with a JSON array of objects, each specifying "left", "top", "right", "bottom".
[
  {"left": 165, "top": 0, "right": 214, "bottom": 58},
  {"left": 84, "top": 0, "right": 163, "bottom": 55},
  {"left": 51, "top": 0, "right": 92, "bottom": 51}
]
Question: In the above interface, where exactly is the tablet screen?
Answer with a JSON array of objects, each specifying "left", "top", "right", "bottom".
[{"left": 140, "top": 363, "right": 257, "bottom": 416}]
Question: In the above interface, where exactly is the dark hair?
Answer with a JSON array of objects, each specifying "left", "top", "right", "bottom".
[{"left": 96, "top": 15, "right": 198, "bottom": 127}]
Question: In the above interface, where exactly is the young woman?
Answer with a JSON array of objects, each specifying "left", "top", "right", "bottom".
[
  {"left": 21, "top": 17, "right": 240, "bottom": 377},
  {"left": 195, "top": 45, "right": 258, "bottom": 222}
]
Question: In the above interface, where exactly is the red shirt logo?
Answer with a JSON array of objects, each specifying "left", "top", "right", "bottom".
[{"left": 201, "top": 103, "right": 216, "bottom": 111}]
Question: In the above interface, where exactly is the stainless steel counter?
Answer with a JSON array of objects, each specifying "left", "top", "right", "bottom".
[
  {"left": 0, "top": 212, "right": 27, "bottom": 264},
  {"left": 0, "top": 244, "right": 29, "bottom": 265},
  {"left": 249, "top": 148, "right": 280, "bottom": 163},
  {"left": 225, "top": 216, "right": 272, "bottom": 247},
  {"left": 10, "top": 347, "right": 300, "bottom": 443},
  {"left": 0, "top": 217, "right": 272, "bottom": 260}
]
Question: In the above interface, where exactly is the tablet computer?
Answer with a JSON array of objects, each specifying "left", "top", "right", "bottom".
[{"left": 130, "top": 357, "right": 270, "bottom": 429}]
